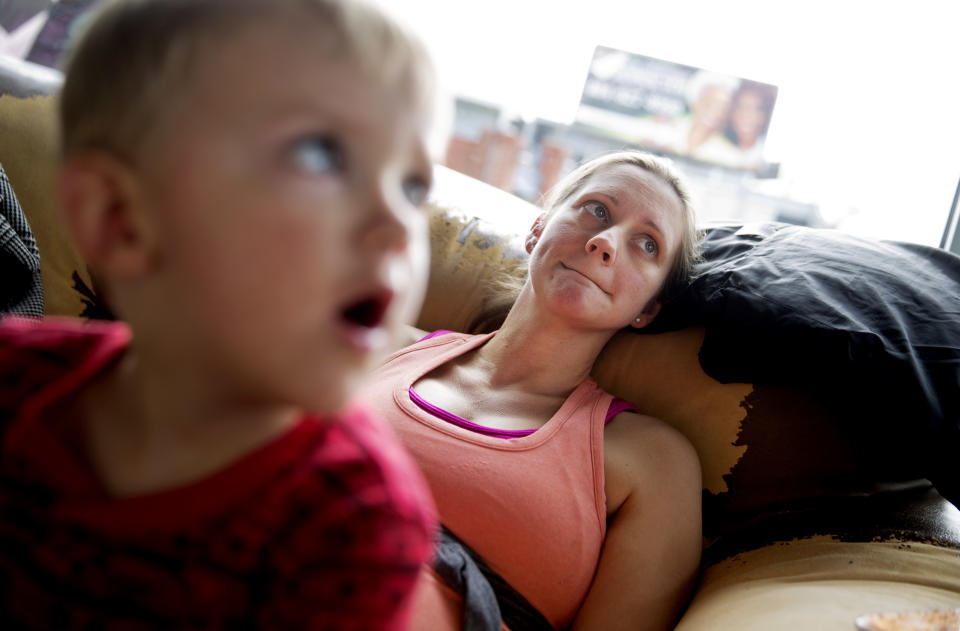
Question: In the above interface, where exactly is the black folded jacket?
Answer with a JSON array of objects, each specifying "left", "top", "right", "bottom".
[{"left": 646, "top": 222, "right": 960, "bottom": 505}]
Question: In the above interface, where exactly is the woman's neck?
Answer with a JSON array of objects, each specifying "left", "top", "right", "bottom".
[{"left": 470, "top": 290, "right": 616, "bottom": 400}]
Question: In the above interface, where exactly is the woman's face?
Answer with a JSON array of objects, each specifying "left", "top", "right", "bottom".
[
  {"left": 526, "top": 163, "right": 684, "bottom": 332},
  {"left": 731, "top": 90, "right": 768, "bottom": 147}
]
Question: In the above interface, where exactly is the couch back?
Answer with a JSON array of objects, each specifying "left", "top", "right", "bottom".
[{"left": 2, "top": 56, "right": 956, "bottom": 561}]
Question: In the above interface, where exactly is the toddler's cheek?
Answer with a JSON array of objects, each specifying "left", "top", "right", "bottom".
[{"left": 396, "top": 219, "right": 431, "bottom": 325}]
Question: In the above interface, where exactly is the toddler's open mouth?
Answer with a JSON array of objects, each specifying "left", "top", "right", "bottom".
[
  {"left": 340, "top": 292, "right": 390, "bottom": 329},
  {"left": 337, "top": 290, "right": 394, "bottom": 353}
]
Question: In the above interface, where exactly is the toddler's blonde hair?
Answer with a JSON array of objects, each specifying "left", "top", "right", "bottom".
[{"left": 59, "top": 0, "right": 435, "bottom": 163}]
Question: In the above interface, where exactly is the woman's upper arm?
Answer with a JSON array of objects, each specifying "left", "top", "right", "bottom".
[{"left": 572, "top": 414, "right": 702, "bottom": 631}]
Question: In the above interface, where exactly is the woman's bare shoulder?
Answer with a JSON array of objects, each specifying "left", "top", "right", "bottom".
[
  {"left": 603, "top": 411, "right": 701, "bottom": 512},
  {"left": 605, "top": 411, "right": 699, "bottom": 466}
]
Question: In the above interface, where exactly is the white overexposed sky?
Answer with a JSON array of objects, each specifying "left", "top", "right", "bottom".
[{"left": 372, "top": 0, "right": 960, "bottom": 247}]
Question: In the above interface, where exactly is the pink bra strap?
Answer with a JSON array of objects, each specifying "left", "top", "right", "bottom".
[
  {"left": 417, "top": 329, "right": 455, "bottom": 342},
  {"left": 605, "top": 398, "right": 639, "bottom": 423}
]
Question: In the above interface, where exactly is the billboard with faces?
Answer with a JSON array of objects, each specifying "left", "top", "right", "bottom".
[{"left": 576, "top": 46, "right": 778, "bottom": 171}]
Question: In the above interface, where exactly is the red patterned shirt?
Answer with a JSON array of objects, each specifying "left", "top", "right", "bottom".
[{"left": 0, "top": 317, "right": 436, "bottom": 630}]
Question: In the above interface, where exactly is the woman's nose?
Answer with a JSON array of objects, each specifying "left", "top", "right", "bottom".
[{"left": 586, "top": 231, "right": 617, "bottom": 265}]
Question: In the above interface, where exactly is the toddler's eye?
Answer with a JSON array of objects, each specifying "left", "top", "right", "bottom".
[
  {"left": 290, "top": 135, "right": 342, "bottom": 174},
  {"left": 582, "top": 200, "right": 608, "bottom": 221},
  {"left": 403, "top": 175, "right": 431, "bottom": 207}
]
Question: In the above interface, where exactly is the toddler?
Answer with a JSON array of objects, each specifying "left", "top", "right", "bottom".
[{"left": 0, "top": 0, "right": 438, "bottom": 628}]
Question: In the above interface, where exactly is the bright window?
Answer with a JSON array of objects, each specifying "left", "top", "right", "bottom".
[{"left": 376, "top": 0, "right": 960, "bottom": 248}]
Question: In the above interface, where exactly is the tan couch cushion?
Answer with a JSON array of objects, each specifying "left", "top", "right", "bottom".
[{"left": 675, "top": 538, "right": 960, "bottom": 631}]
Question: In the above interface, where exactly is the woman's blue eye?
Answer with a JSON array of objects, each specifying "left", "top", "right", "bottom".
[
  {"left": 583, "top": 201, "right": 608, "bottom": 221},
  {"left": 638, "top": 236, "right": 658, "bottom": 255},
  {"left": 403, "top": 176, "right": 430, "bottom": 207},
  {"left": 290, "top": 136, "right": 342, "bottom": 174}
]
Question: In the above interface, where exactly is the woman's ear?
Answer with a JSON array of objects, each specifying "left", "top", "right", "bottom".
[
  {"left": 525, "top": 213, "right": 547, "bottom": 254},
  {"left": 630, "top": 299, "right": 662, "bottom": 329},
  {"left": 59, "top": 153, "right": 159, "bottom": 280}
]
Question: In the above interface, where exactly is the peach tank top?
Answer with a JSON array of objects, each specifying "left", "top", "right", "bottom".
[{"left": 365, "top": 332, "right": 610, "bottom": 629}]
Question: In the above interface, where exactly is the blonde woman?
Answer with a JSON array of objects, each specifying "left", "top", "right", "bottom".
[{"left": 368, "top": 151, "right": 704, "bottom": 631}]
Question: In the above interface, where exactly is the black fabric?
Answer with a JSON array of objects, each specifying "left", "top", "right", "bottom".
[
  {"left": 0, "top": 163, "right": 43, "bottom": 317},
  {"left": 646, "top": 222, "right": 960, "bottom": 505},
  {"left": 434, "top": 526, "right": 556, "bottom": 631}
]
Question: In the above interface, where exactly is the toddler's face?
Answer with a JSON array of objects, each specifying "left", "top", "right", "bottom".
[{"left": 137, "top": 22, "right": 433, "bottom": 413}]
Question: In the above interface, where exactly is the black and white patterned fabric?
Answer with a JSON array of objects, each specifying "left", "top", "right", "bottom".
[{"left": 0, "top": 162, "right": 44, "bottom": 317}]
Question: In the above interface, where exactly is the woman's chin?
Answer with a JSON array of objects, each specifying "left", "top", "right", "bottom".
[{"left": 548, "top": 302, "right": 622, "bottom": 331}]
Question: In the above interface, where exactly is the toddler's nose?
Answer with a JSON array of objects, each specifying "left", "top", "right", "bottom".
[{"left": 363, "top": 188, "right": 417, "bottom": 253}]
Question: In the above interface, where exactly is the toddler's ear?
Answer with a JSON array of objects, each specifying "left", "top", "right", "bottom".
[{"left": 59, "top": 153, "right": 158, "bottom": 279}]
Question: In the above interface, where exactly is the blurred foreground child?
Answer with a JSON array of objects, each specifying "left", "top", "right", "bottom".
[{"left": 0, "top": 0, "right": 439, "bottom": 628}]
